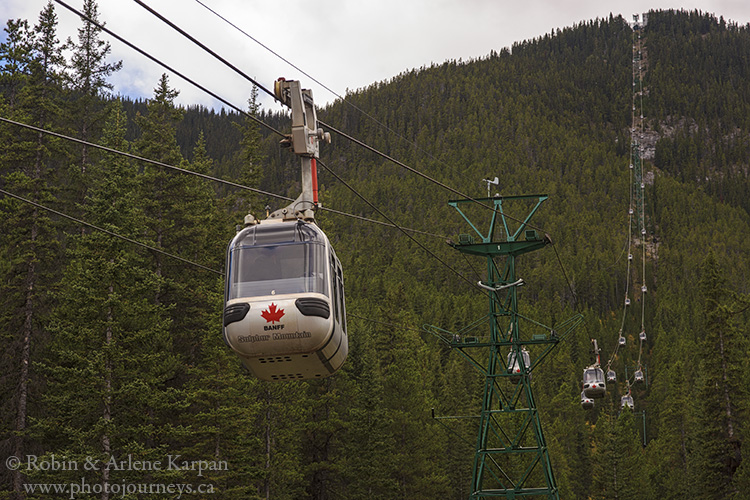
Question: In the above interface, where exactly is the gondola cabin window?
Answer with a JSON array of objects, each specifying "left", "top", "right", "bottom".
[
  {"left": 335, "top": 260, "right": 346, "bottom": 330},
  {"left": 227, "top": 223, "right": 328, "bottom": 300}
]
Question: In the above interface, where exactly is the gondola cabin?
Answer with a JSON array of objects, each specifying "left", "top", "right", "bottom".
[
  {"left": 621, "top": 393, "right": 634, "bottom": 410},
  {"left": 223, "top": 219, "right": 348, "bottom": 381},
  {"left": 581, "top": 391, "right": 594, "bottom": 410},
  {"left": 634, "top": 368, "right": 645, "bottom": 384},
  {"left": 606, "top": 369, "right": 617, "bottom": 383},
  {"left": 507, "top": 348, "right": 531, "bottom": 384},
  {"left": 582, "top": 366, "right": 606, "bottom": 398}
]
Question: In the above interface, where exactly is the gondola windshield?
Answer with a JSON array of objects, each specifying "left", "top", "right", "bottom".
[
  {"left": 227, "top": 222, "right": 329, "bottom": 300},
  {"left": 583, "top": 368, "right": 602, "bottom": 385}
]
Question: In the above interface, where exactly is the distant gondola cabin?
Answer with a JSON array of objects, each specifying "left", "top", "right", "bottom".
[
  {"left": 507, "top": 348, "right": 531, "bottom": 384},
  {"left": 621, "top": 394, "right": 634, "bottom": 409},
  {"left": 581, "top": 391, "right": 594, "bottom": 410},
  {"left": 582, "top": 366, "right": 606, "bottom": 398}
]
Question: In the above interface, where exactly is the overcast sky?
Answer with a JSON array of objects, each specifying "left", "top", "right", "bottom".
[{"left": 2, "top": 0, "right": 750, "bottom": 113}]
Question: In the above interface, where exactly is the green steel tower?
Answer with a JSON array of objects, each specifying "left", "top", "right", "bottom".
[{"left": 428, "top": 194, "right": 582, "bottom": 499}]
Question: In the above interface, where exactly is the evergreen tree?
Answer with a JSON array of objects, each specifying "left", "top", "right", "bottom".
[
  {"left": 223, "top": 86, "right": 265, "bottom": 222},
  {"left": 370, "top": 285, "right": 449, "bottom": 498},
  {"left": 644, "top": 356, "right": 692, "bottom": 499},
  {"left": 133, "top": 73, "right": 186, "bottom": 297},
  {"left": 176, "top": 134, "right": 263, "bottom": 498},
  {"left": 34, "top": 102, "right": 180, "bottom": 497},
  {"left": 255, "top": 382, "right": 309, "bottom": 500},
  {"left": 690, "top": 252, "right": 746, "bottom": 498},
  {"left": 0, "top": 5, "right": 66, "bottom": 496},
  {"left": 133, "top": 74, "right": 222, "bottom": 371},
  {"left": 590, "top": 401, "right": 646, "bottom": 500},
  {"left": 67, "top": 0, "right": 121, "bottom": 172},
  {"left": 337, "top": 315, "right": 398, "bottom": 500},
  {"left": 433, "top": 353, "right": 478, "bottom": 500},
  {"left": 179, "top": 280, "right": 264, "bottom": 499},
  {"left": 0, "top": 18, "right": 34, "bottom": 110}
]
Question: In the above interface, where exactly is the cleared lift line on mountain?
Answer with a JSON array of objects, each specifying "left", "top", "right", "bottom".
[{"left": 577, "top": 14, "right": 651, "bottom": 450}]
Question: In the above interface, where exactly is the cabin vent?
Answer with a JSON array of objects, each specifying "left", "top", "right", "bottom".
[
  {"left": 258, "top": 355, "right": 293, "bottom": 364},
  {"left": 271, "top": 373, "right": 305, "bottom": 381}
]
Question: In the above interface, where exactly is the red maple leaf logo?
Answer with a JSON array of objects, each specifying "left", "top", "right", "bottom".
[{"left": 261, "top": 303, "right": 285, "bottom": 323}]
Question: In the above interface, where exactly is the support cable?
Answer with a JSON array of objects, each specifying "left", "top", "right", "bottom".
[
  {"left": 0, "top": 115, "right": 445, "bottom": 239},
  {"left": 551, "top": 243, "right": 579, "bottom": 313},
  {"left": 192, "top": 0, "right": 343, "bottom": 103},
  {"left": 130, "top": 0, "right": 277, "bottom": 101},
  {"left": 347, "top": 312, "right": 426, "bottom": 335},
  {"left": 190, "top": 0, "right": 488, "bottom": 202},
  {"left": 321, "top": 121, "right": 500, "bottom": 208},
  {"left": 55, "top": 0, "right": 575, "bottom": 301},
  {"left": 0, "top": 115, "right": 289, "bottom": 201},
  {"left": 0, "top": 189, "right": 450, "bottom": 339},
  {"left": 52, "top": 0, "right": 286, "bottom": 139},
  {"left": 322, "top": 206, "right": 449, "bottom": 239},
  {"left": 130, "top": 0, "right": 548, "bottom": 233},
  {"left": 0, "top": 188, "right": 223, "bottom": 276},
  {"left": 317, "top": 158, "right": 484, "bottom": 294}
]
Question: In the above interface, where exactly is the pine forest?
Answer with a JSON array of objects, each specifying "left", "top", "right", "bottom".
[{"left": 1, "top": 3, "right": 750, "bottom": 499}]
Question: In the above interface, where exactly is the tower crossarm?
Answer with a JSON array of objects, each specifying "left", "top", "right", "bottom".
[{"left": 448, "top": 194, "right": 548, "bottom": 245}]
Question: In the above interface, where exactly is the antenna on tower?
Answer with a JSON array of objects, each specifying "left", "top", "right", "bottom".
[{"left": 482, "top": 176, "right": 499, "bottom": 197}]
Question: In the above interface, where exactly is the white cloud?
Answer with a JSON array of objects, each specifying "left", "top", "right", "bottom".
[{"left": 2, "top": 0, "right": 750, "bottom": 112}]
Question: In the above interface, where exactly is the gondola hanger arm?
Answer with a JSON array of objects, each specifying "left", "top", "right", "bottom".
[{"left": 264, "top": 79, "right": 329, "bottom": 223}]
